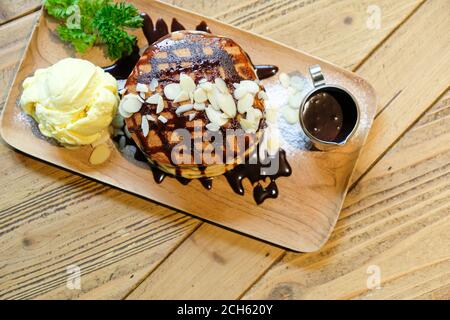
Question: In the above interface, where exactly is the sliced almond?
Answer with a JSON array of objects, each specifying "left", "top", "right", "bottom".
[
  {"left": 247, "top": 107, "right": 263, "bottom": 123},
  {"left": 239, "top": 118, "right": 257, "bottom": 133},
  {"left": 193, "top": 102, "right": 206, "bottom": 111},
  {"left": 207, "top": 89, "right": 220, "bottom": 110},
  {"left": 214, "top": 78, "right": 228, "bottom": 94},
  {"left": 216, "top": 91, "right": 236, "bottom": 117},
  {"left": 156, "top": 96, "right": 165, "bottom": 113},
  {"left": 158, "top": 115, "right": 168, "bottom": 124},
  {"left": 288, "top": 92, "right": 302, "bottom": 109},
  {"left": 193, "top": 87, "right": 207, "bottom": 103},
  {"left": 120, "top": 94, "right": 142, "bottom": 114},
  {"left": 199, "top": 81, "right": 214, "bottom": 92},
  {"left": 206, "top": 123, "right": 220, "bottom": 132},
  {"left": 199, "top": 78, "right": 208, "bottom": 84},
  {"left": 180, "top": 73, "right": 196, "bottom": 93},
  {"left": 175, "top": 103, "right": 193, "bottom": 115},
  {"left": 282, "top": 105, "right": 298, "bottom": 124},
  {"left": 279, "top": 72, "right": 290, "bottom": 88},
  {"left": 173, "top": 90, "right": 190, "bottom": 103},
  {"left": 233, "top": 86, "right": 247, "bottom": 100},
  {"left": 205, "top": 107, "right": 227, "bottom": 126},
  {"left": 149, "top": 78, "right": 159, "bottom": 92},
  {"left": 141, "top": 116, "right": 150, "bottom": 137},
  {"left": 89, "top": 144, "right": 111, "bottom": 165},
  {"left": 136, "top": 83, "right": 149, "bottom": 93},
  {"left": 239, "top": 80, "right": 260, "bottom": 94},
  {"left": 188, "top": 112, "right": 196, "bottom": 121},
  {"left": 237, "top": 93, "right": 253, "bottom": 114},
  {"left": 164, "top": 83, "right": 182, "bottom": 100},
  {"left": 146, "top": 93, "right": 161, "bottom": 104}
]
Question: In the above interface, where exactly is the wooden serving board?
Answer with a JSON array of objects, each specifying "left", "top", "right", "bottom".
[{"left": 0, "top": 0, "right": 377, "bottom": 252}]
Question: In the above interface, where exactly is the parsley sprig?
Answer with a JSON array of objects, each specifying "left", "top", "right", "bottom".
[{"left": 44, "top": 0, "right": 143, "bottom": 60}]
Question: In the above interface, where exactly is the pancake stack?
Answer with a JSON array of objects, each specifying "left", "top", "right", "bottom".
[{"left": 120, "top": 31, "right": 268, "bottom": 179}]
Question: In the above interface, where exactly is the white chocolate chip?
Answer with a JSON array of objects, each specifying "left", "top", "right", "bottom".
[
  {"left": 288, "top": 92, "right": 302, "bottom": 109},
  {"left": 282, "top": 106, "right": 298, "bottom": 124},
  {"left": 279, "top": 73, "right": 290, "bottom": 88},
  {"left": 290, "top": 75, "right": 304, "bottom": 91},
  {"left": 146, "top": 114, "right": 156, "bottom": 121},
  {"left": 188, "top": 112, "right": 196, "bottom": 121}
]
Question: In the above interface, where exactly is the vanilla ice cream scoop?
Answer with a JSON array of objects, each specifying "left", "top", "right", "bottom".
[{"left": 20, "top": 58, "right": 119, "bottom": 146}]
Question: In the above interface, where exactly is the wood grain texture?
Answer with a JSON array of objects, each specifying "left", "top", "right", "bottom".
[
  {"left": 0, "top": 0, "right": 446, "bottom": 300},
  {"left": 126, "top": 0, "right": 449, "bottom": 299},
  {"left": 0, "top": 3, "right": 202, "bottom": 300},
  {"left": 243, "top": 91, "right": 450, "bottom": 299},
  {"left": 351, "top": 0, "right": 450, "bottom": 184},
  {"left": 0, "top": 148, "right": 201, "bottom": 299},
  {"left": 163, "top": 0, "right": 423, "bottom": 69},
  {"left": 0, "top": 0, "right": 41, "bottom": 25},
  {"left": 0, "top": 2, "right": 377, "bottom": 252},
  {"left": 0, "top": 12, "right": 39, "bottom": 110}
]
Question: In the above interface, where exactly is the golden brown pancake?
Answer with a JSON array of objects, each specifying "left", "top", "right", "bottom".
[{"left": 124, "top": 31, "right": 266, "bottom": 179}]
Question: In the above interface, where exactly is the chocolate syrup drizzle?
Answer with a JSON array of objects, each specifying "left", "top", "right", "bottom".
[
  {"left": 103, "top": 14, "right": 278, "bottom": 80},
  {"left": 107, "top": 14, "right": 289, "bottom": 204}
]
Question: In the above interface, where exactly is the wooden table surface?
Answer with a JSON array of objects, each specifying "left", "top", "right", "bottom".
[{"left": 0, "top": 0, "right": 448, "bottom": 300}]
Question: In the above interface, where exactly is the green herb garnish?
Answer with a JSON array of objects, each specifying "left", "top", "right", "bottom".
[{"left": 44, "top": 0, "right": 143, "bottom": 60}]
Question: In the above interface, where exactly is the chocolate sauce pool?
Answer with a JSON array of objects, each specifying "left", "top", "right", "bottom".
[
  {"left": 303, "top": 92, "right": 343, "bottom": 142},
  {"left": 107, "top": 14, "right": 287, "bottom": 204}
]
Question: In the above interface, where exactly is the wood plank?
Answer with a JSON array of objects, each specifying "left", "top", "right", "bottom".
[
  {"left": 243, "top": 90, "right": 450, "bottom": 299},
  {"left": 351, "top": 0, "right": 450, "bottom": 184},
  {"left": 2, "top": 2, "right": 436, "bottom": 297},
  {"left": 163, "top": 0, "right": 423, "bottom": 69},
  {"left": 0, "top": 12, "right": 38, "bottom": 110},
  {"left": 126, "top": 0, "right": 430, "bottom": 299},
  {"left": 0, "top": 0, "right": 41, "bottom": 25},
  {"left": 127, "top": 223, "right": 282, "bottom": 299},
  {"left": 0, "top": 11, "right": 202, "bottom": 300}
]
